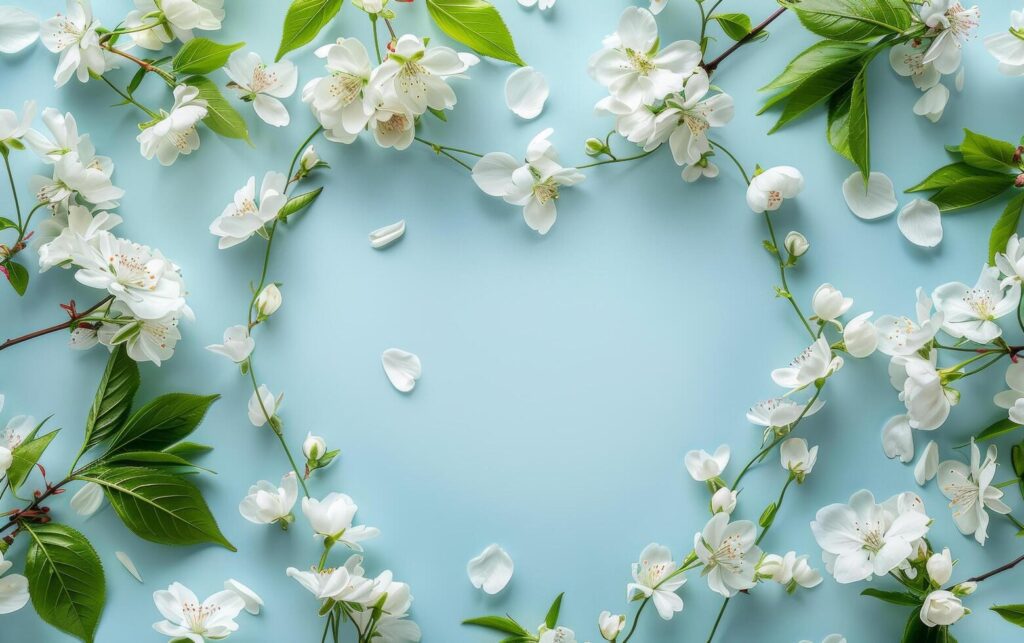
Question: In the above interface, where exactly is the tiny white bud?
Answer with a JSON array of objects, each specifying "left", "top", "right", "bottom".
[
  {"left": 811, "top": 283, "right": 853, "bottom": 322},
  {"left": 585, "top": 138, "right": 606, "bottom": 157},
  {"left": 299, "top": 145, "right": 320, "bottom": 172},
  {"left": 926, "top": 547, "right": 953, "bottom": 586},
  {"left": 710, "top": 487, "right": 737, "bottom": 514},
  {"left": 256, "top": 284, "right": 282, "bottom": 318},
  {"left": 598, "top": 611, "right": 624, "bottom": 641},
  {"left": 920, "top": 590, "right": 965, "bottom": 627},
  {"left": 953, "top": 581, "right": 977, "bottom": 596},
  {"left": 784, "top": 231, "right": 809, "bottom": 257},
  {"left": 303, "top": 432, "right": 327, "bottom": 460},
  {"left": 843, "top": 311, "right": 878, "bottom": 358}
]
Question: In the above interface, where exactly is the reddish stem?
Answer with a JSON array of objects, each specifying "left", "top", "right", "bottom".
[{"left": 0, "top": 295, "right": 113, "bottom": 352}]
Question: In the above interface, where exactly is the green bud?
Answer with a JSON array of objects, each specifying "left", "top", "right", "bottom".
[{"left": 585, "top": 138, "right": 607, "bottom": 157}]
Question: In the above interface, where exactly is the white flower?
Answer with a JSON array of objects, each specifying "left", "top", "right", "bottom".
[
  {"left": 811, "top": 489, "right": 930, "bottom": 583},
  {"left": 746, "top": 166, "right": 804, "bottom": 213},
  {"left": 305, "top": 38, "right": 374, "bottom": 139},
  {"left": 662, "top": 69, "right": 734, "bottom": 167},
  {"left": 0, "top": 100, "right": 35, "bottom": 143},
  {"left": 758, "top": 551, "right": 822, "bottom": 589},
  {"left": 710, "top": 487, "right": 737, "bottom": 514},
  {"left": 684, "top": 444, "right": 729, "bottom": 481},
  {"left": 889, "top": 41, "right": 941, "bottom": 90},
  {"left": 381, "top": 348, "right": 421, "bottom": 392},
  {"left": 882, "top": 415, "right": 914, "bottom": 463},
  {"left": 916, "top": 440, "right": 940, "bottom": 485},
  {"left": 800, "top": 636, "right": 846, "bottom": 643},
  {"left": 505, "top": 66, "right": 549, "bottom": 119},
  {"left": 137, "top": 85, "right": 208, "bottom": 165},
  {"left": 472, "top": 128, "right": 585, "bottom": 235},
  {"left": 370, "top": 34, "right": 469, "bottom": 115},
  {"left": 927, "top": 547, "right": 953, "bottom": 585},
  {"left": 238, "top": 472, "right": 297, "bottom": 526},
  {"left": 0, "top": 551, "right": 29, "bottom": 615},
  {"left": 302, "top": 433, "right": 327, "bottom": 460},
  {"left": 938, "top": 439, "right": 1012, "bottom": 544},
  {"left": 842, "top": 171, "right": 898, "bottom": 220},
  {"left": 913, "top": 83, "right": 950, "bottom": 123},
  {"left": 518, "top": 0, "right": 555, "bottom": 10},
  {"left": 286, "top": 558, "right": 373, "bottom": 602},
  {"left": 919, "top": 0, "right": 979, "bottom": 75},
  {"left": 299, "top": 145, "right": 320, "bottom": 174},
  {"left": 933, "top": 265, "right": 1021, "bottom": 343},
  {"left": 780, "top": 438, "right": 818, "bottom": 480},
  {"left": 41, "top": 0, "right": 108, "bottom": 87},
  {"left": 152, "top": 582, "right": 244, "bottom": 642},
  {"left": 0, "top": 6, "right": 39, "bottom": 54},
  {"left": 694, "top": 513, "right": 760, "bottom": 597},
  {"left": 811, "top": 283, "right": 853, "bottom": 322},
  {"left": 348, "top": 569, "right": 420, "bottom": 640},
  {"left": 985, "top": 10, "right": 1024, "bottom": 75},
  {"left": 997, "top": 233, "right": 1024, "bottom": 285},
  {"left": 876, "top": 288, "right": 944, "bottom": 356},
  {"left": 247, "top": 384, "right": 281, "bottom": 427},
  {"left": 785, "top": 231, "right": 809, "bottom": 257},
  {"left": 301, "top": 493, "right": 379, "bottom": 549},
  {"left": 598, "top": 611, "right": 625, "bottom": 641},
  {"left": 206, "top": 325, "right": 254, "bottom": 363},
  {"left": 209, "top": 172, "right": 288, "bottom": 249},
  {"left": 538, "top": 627, "right": 576, "bottom": 643},
  {"left": 366, "top": 88, "right": 417, "bottom": 150},
  {"left": 31, "top": 152, "right": 124, "bottom": 210},
  {"left": 588, "top": 7, "right": 701, "bottom": 110},
  {"left": 23, "top": 107, "right": 85, "bottom": 163},
  {"left": 898, "top": 356, "right": 953, "bottom": 431},
  {"left": 37, "top": 204, "right": 122, "bottom": 271},
  {"left": 127, "top": 0, "right": 224, "bottom": 48},
  {"left": 466, "top": 544, "right": 513, "bottom": 594},
  {"left": 996, "top": 361, "right": 1024, "bottom": 424},
  {"left": 746, "top": 397, "right": 824, "bottom": 431},
  {"left": 771, "top": 337, "right": 843, "bottom": 390},
  {"left": 97, "top": 305, "right": 184, "bottom": 366},
  {"left": 920, "top": 590, "right": 965, "bottom": 626},
  {"left": 898, "top": 199, "right": 943, "bottom": 247},
  {"left": 626, "top": 543, "right": 686, "bottom": 620},
  {"left": 843, "top": 312, "right": 878, "bottom": 358},
  {"left": 255, "top": 284, "right": 282, "bottom": 318},
  {"left": 681, "top": 156, "right": 719, "bottom": 182},
  {"left": 225, "top": 52, "right": 297, "bottom": 127}
]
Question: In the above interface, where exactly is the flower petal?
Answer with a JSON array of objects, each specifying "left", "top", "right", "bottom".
[
  {"left": 898, "top": 199, "right": 943, "bottom": 247},
  {"left": 381, "top": 348, "right": 421, "bottom": 393},
  {"left": 505, "top": 66, "right": 549, "bottom": 119},
  {"left": 115, "top": 551, "right": 143, "bottom": 583},
  {"left": 224, "top": 578, "right": 264, "bottom": 615},
  {"left": 842, "top": 171, "right": 897, "bottom": 220},
  {"left": 914, "top": 440, "right": 939, "bottom": 486},
  {"left": 467, "top": 544, "right": 513, "bottom": 594},
  {"left": 0, "top": 7, "right": 39, "bottom": 54},
  {"left": 369, "top": 220, "right": 406, "bottom": 249},
  {"left": 882, "top": 415, "right": 914, "bottom": 463}
]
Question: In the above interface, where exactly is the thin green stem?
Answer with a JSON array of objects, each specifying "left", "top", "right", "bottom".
[
  {"left": 764, "top": 213, "right": 816, "bottom": 339},
  {"left": 1006, "top": 513, "right": 1024, "bottom": 531},
  {"left": 708, "top": 139, "right": 749, "bottom": 185},
  {"left": 370, "top": 15, "right": 383, "bottom": 64},
  {"left": 321, "top": 615, "right": 332, "bottom": 643},
  {"left": 577, "top": 149, "right": 654, "bottom": 169},
  {"left": 732, "top": 386, "right": 822, "bottom": 489},
  {"left": 12, "top": 201, "right": 47, "bottom": 251},
  {"left": 756, "top": 475, "right": 794, "bottom": 546},
  {"left": 959, "top": 353, "right": 1006, "bottom": 377},
  {"left": 247, "top": 364, "right": 310, "bottom": 496},
  {"left": 98, "top": 74, "right": 159, "bottom": 118},
  {"left": 706, "top": 597, "right": 730, "bottom": 643},
  {"left": 619, "top": 598, "right": 648, "bottom": 643},
  {"left": 414, "top": 137, "right": 480, "bottom": 171},
  {"left": 2, "top": 151, "right": 21, "bottom": 227},
  {"left": 1017, "top": 296, "right": 1024, "bottom": 335}
]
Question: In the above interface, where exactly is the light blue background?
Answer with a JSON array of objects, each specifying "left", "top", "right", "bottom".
[{"left": 2, "top": 1, "right": 1024, "bottom": 641}]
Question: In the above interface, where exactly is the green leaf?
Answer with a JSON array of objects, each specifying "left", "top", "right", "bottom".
[
  {"left": 83, "top": 346, "right": 140, "bottom": 452},
  {"left": 861, "top": 588, "right": 923, "bottom": 607},
  {"left": 544, "top": 593, "right": 563, "bottom": 629},
  {"left": 826, "top": 81, "right": 854, "bottom": 162},
  {"left": 77, "top": 465, "right": 235, "bottom": 550},
  {"left": 276, "top": 0, "right": 343, "bottom": 61},
  {"left": 927, "top": 176, "right": 1016, "bottom": 212},
  {"left": 106, "top": 393, "right": 219, "bottom": 454},
  {"left": 0, "top": 216, "right": 18, "bottom": 230},
  {"left": 172, "top": 38, "right": 245, "bottom": 75},
  {"left": 102, "top": 450, "right": 207, "bottom": 470},
  {"left": 713, "top": 13, "right": 752, "bottom": 40},
  {"left": 990, "top": 192, "right": 1024, "bottom": 265},
  {"left": 427, "top": 106, "right": 448, "bottom": 122},
  {"left": 426, "top": 0, "right": 525, "bottom": 66},
  {"left": 763, "top": 46, "right": 871, "bottom": 133},
  {"left": 781, "top": 0, "right": 912, "bottom": 41},
  {"left": 126, "top": 66, "right": 147, "bottom": 96},
  {"left": 848, "top": 66, "right": 870, "bottom": 177},
  {"left": 960, "top": 129, "right": 1019, "bottom": 172},
  {"left": 7, "top": 429, "right": 59, "bottom": 493},
  {"left": 906, "top": 162, "right": 1014, "bottom": 193},
  {"left": 462, "top": 616, "right": 530, "bottom": 636},
  {"left": 183, "top": 75, "right": 250, "bottom": 141},
  {"left": 4, "top": 260, "right": 29, "bottom": 295},
  {"left": 761, "top": 40, "right": 869, "bottom": 95},
  {"left": 993, "top": 604, "right": 1024, "bottom": 627},
  {"left": 976, "top": 416, "right": 1022, "bottom": 442},
  {"left": 279, "top": 187, "right": 322, "bottom": 221},
  {"left": 24, "top": 523, "right": 105, "bottom": 643},
  {"left": 758, "top": 501, "right": 778, "bottom": 528},
  {"left": 163, "top": 441, "right": 214, "bottom": 461}
]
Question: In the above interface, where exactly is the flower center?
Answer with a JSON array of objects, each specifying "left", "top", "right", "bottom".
[
  {"left": 379, "top": 112, "right": 409, "bottom": 135},
  {"left": 707, "top": 533, "right": 746, "bottom": 573},
  {"left": 945, "top": 3, "right": 979, "bottom": 40},
  {"left": 328, "top": 72, "right": 364, "bottom": 105},
  {"left": 182, "top": 601, "right": 219, "bottom": 633},
  {"left": 250, "top": 64, "right": 277, "bottom": 93},
  {"left": 107, "top": 249, "right": 159, "bottom": 290},
  {"left": 962, "top": 287, "right": 995, "bottom": 319},
  {"left": 533, "top": 180, "right": 559, "bottom": 204},
  {"left": 640, "top": 559, "right": 669, "bottom": 585},
  {"left": 624, "top": 48, "right": 655, "bottom": 75}
]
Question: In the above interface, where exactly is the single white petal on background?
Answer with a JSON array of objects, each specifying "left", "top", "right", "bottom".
[
  {"left": 467, "top": 544, "right": 514, "bottom": 594},
  {"left": 842, "top": 172, "right": 897, "bottom": 220},
  {"left": 898, "top": 199, "right": 943, "bottom": 247},
  {"left": 915, "top": 440, "right": 940, "bottom": 486},
  {"left": 382, "top": 348, "right": 421, "bottom": 392},
  {"left": 913, "top": 84, "right": 949, "bottom": 123},
  {"left": 505, "top": 66, "right": 549, "bottom": 119},
  {"left": 0, "top": 6, "right": 39, "bottom": 54},
  {"left": 70, "top": 481, "right": 105, "bottom": 516},
  {"left": 882, "top": 415, "right": 914, "bottom": 463},
  {"left": 955, "top": 67, "right": 964, "bottom": 92},
  {"left": 369, "top": 220, "right": 406, "bottom": 249},
  {"left": 115, "top": 551, "right": 143, "bottom": 583},
  {"left": 225, "top": 579, "right": 264, "bottom": 615}
]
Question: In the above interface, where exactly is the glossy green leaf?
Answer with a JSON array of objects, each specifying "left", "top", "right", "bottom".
[
  {"left": 279, "top": 187, "right": 322, "bottom": 221},
  {"left": 0, "top": 216, "right": 18, "bottom": 230},
  {"left": 761, "top": 40, "right": 868, "bottom": 95},
  {"left": 78, "top": 465, "right": 235, "bottom": 550},
  {"left": 960, "top": 129, "right": 1019, "bottom": 172},
  {"left": 826, "top": 81, "right": 854, "bottom": 161},
  {"left": 848, "top": 66, "right": 870, "bottom": 177},
  {"left": 5, "top": 259, "right": 29, "bottom": 295},
  {"left": 990, "top": 192, "right": 1024, "bottom": 265},
  {"left": 83, "top": 346, "right": 140, "bottom": 452},
  {"left": 713, "top": 13, "right": 752, "bottom": 40},
  {"left": 976, "top": 416, "right": 1022, "bottom": 442},
  {"left": 276, "top": 0, "right": 343, "bottom": 61},
  {"left": 462, "top": 616, "right": 530, "bottom": 636},
  {"left": 426, "top": 0, "right": 525, "bottom": 66},
  {"left": 173, "top": 38, "right": 244, "bottom": 75},
  {"left": 781, "top": 0, "right": 912, "bottom": 42},
  {"left": 763, "top": 46, "right": 870, "bottom": 133},
  {"left": 163, "top": 441, "right": 214, "bottom": 461},
  {"left": 106, "top": 393, "right": 219, "bottom": 454},
  {"left": 759, "top": 501, "right": 778, "bottom": 528},
  {"left": 184, "top": 75, "right": 250, "bottom": 141},
  {"left": 7, "top": 429, "right": 58, "bottom": 493},
  {"left": 861, "top": 588, "right": 923, "bottom": 606},
  {"left": 101, "top": 450, "right": 207, "bottom": 470},
  {"left": 906, "top": 162, "right": 1013, "bottom": 193},
  {"left": 993, "top": 604, "right": 1024, "bottom": 627},
  {"left": 24, "top": 523, "right": 105, "bottom": 643},
  {"left": 544, "top": 593, "right": 563, "bottom": 629},
  {"left": 927, "top": 176, "right": 1016, "bottom": 212}
]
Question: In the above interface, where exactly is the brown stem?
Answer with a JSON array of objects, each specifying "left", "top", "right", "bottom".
[
  {"left": 702, "top": 7, "right": 787, "bottom": 74},
  {"left": 0, "top": 295, "right": 113, "bottom": 352},
  {"left": 100, "top": 43, "right": 176, "bottom": 84},
  {"left": 383, "top": 17, "right": 398, "bottom": 41},
  {"left": 0, "top": 475, "right": 71, "bottom": 536},
  {"left": 958, "top": 553, "right": 1024, "bottom": 585}
]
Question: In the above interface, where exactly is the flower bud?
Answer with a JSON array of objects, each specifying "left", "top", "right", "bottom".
[
  {"left": 585, "top": 138, "right": 607, "bottom": 157},
  {"left": 953, "top": 581, "right": 977, "bottom": 596},
  {"left": 843, "top": 311, "right": 878, "bottom": 358},
  {"left": 926, "top": 547, "right": 953, "bottom": 586},
  {"left": 299, "top": 145, "right": 321, "bottom": 174},
  {"left": 256, "top": 284, "right": 282, "bottom": 318},
  {"left": 598, "top": 611, "right": 624, "bottom": 641},
  {"left": 919, "top": 590, "right": 965, "bottom": 627},
  {"left": 710, "top": 487, "right": 737, "bottom": 514},
  {"left": 811, "top": 283, "right": 853, "bottom": 322},
  {"left": 757, "top": 553, "right": 784, "bottom": 581},
  {"left": 784, "top": 231, "right": 809, "bottom": 257},
  {"left": 303, "top": 433, "right": 327, "bottom": 460}
]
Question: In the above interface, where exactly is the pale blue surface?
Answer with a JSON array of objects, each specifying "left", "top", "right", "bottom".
[{"left": 2, "top": 1, "right": 1024, "bottom": 641}]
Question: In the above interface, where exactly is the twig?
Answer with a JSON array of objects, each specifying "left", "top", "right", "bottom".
[{"left": 702, "top": 7, "right": 787, "bottom": 74}]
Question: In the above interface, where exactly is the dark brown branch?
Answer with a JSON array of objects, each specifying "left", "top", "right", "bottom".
[
  {"left": 702, "top": 7, "right": 788, "bottom": 74},
  {"left": 0, "top": 295, "right": 113, "bottom": 352}
]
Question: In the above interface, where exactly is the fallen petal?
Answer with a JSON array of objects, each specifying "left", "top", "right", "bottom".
[
  {"left": 70, "top": 481, "right": 105, "bottom": 516},
  {"left": 914, "top": 440, "right": 940, "bottom": 485},
  {"left": 369, "top": 220, "right": 406, "bottom": 249},
  {"left": 467, "top": 544, "right": 514, "bottom": 594},
  {"left": 882, "top": 415, "right": 914, "bottom": 463},
  {"left": 225, "top": 578, "right": 264, "bottom": 615},
  {"left": 0, "top": 7, "right": 39, "bottom": 54},
  {"left": 382, "top": 348, "right": 421, "bottom": 393},
  {"left": 913, "top": 84, "right": 949, "bottom": 123},
  {"left": 842, "top": 171, "right": 898, "bottom": 220},
  {"left": 505, "top": 66, "right": 549, "bottom": 119},
  {"left": 898, "top": 199, "right": 943, "bottom": 247},
  {"left": 115, "top": 551, "right": 143, "bottom": 583}
]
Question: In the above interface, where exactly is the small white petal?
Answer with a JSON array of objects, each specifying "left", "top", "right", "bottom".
[
  {"left": 70, "top": 482, "right": 105, "bottom": 516},
  {"left": 955, "top": 67, "right": 964, "bottom": 92},
  {"left": 505, "top": 66, "right": 549, "bottom": 119},
  {"left": 0, "top": 6, "right": 39, "bottom": 54},
  {"left": 115, "top": 551, "right": 143, "bottom": 583},
  {"left": 842, "top": 172, "right": 897, "bottom": 220},
  {"left": 914, "top": 440, "right": 940, "bottom": 486},
  {"left": 369, "top": 220, "right": 406, "bottom": 249},
  {"left": 898, "top": 199, "right": 943, "bottom": 247},
  {"left": 382, "top": 348, "right": 421, "bottom": 393},
  {"left": 913, "top": 84, "right": 949, "bottom": 123},
  {"left": 882, "top": 415, "right": 914, "bottom": 463},
  {"left": 224, "top": 579, "right": 264, "bottom": 615},
  {"left": 467, "top": 544, "right": 514, "bottom": 594}
]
